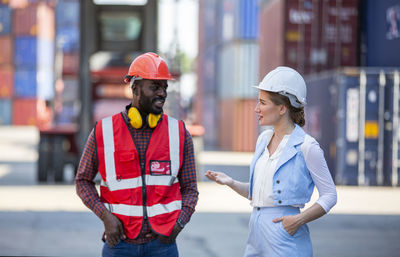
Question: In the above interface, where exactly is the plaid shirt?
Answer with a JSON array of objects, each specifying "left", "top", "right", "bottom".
[{"left": 75, "top": 106, "right": 199, "bottom": 244}]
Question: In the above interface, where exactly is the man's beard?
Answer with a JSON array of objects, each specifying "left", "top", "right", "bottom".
[{"left": 138, "top": 96, "right": 165, "bottom": 115}]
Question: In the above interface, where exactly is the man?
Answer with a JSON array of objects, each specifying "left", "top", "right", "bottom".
[{"left": 75, "top": 52, "right": 199, "bottom": 257}]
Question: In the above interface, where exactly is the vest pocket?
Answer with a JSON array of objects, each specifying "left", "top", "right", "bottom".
[{"left": 114, "top": 151, "right": 138, "bottom": 178}]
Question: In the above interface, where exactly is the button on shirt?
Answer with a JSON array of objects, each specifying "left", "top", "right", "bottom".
[{"left": 251, "top": 134, "right": 290, "bottom": 207}]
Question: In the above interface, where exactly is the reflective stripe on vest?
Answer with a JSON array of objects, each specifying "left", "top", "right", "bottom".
[
  {"left": 104, "top": 200, "right": 182, "bottom": 217},
  {"left": 100, "top": 116, "right": 181, "bottom": 191},
  {"left": 97, "top": 113, "right": 184, "bottom": 237},
  {"left": 100, "top": 175, "right": 179, "bottom": 191}
]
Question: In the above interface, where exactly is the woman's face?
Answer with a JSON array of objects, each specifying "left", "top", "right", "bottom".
[{"left": 255, "top": 90, "right": 284, "bottom": 126}]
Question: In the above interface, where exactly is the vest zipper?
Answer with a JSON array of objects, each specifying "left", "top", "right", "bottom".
[{"left": 140, "top": 161, "right": 148, "bottom": 220}]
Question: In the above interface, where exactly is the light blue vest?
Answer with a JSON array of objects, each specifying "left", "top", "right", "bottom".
[{"left": 249, "top": 124, "right": 314, "bottom": 206}]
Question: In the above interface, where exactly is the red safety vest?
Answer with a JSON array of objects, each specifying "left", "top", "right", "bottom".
[{"left": 95, "top": 113, "right": 185, "bottom": 239}]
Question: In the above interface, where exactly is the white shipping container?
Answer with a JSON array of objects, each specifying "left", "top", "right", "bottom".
[{"left": 218, "top": 42, "right": 259, "bottom": 99}]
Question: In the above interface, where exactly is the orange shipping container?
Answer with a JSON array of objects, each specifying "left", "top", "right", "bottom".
[
  {"left": 13, "top": 2, "right": 55, "bottom": 39},
  {"left": 219, "top": 99, "right": 259, "bottom": 152},
  {"left": 0, "top": 36, "right": 13, "bottom": 66},
  {"left": 0, "top": 67, "right": 13, "bottom": 97},
  {"left": 12, "top": 98, "right": 38, "bottom": 125}
]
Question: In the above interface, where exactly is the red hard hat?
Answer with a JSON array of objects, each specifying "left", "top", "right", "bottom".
[{"left": 124, "top": 52, "right": 173, "bottom": 83}]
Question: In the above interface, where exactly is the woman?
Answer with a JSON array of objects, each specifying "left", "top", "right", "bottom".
[{"left": 205, "top": 66, "right": 337, "bottom": 257}]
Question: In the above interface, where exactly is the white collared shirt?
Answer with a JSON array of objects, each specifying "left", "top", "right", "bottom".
[{"left": 251, "top": 133, "right": 290, "bottom": 207}]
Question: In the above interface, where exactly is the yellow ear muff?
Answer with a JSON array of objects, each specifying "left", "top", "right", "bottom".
[
  {"left": 148, "top": 113, "right": 161, "bottom": 128},
  {"left": 128, "top": 107, "right": 143, "bottom": 129}
]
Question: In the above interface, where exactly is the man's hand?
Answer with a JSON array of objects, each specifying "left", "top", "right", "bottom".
[
  {"left": 101, "top": 210, "right": 126, "bottom": 246},
  {"left": 157, "top": 223, "right": 182, "bottom": 244}
]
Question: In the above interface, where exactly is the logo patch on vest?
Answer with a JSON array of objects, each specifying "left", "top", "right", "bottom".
[{"left": 150, "top": 160, "right": 171, "bottom": 175}]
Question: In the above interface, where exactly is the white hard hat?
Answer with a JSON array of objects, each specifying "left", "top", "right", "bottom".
[{"left": 254, "top": 66, "right": 307, "bottom": 108}]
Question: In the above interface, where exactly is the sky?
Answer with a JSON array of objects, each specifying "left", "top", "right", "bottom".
[
  {"left": 158, "top": 0, "right": 198, "bottom": 58},
  {"left": 158, "top": 0, "right": 198, "bottom": 101}
]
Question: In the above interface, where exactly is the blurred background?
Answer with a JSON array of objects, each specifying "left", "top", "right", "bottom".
[{"left": 0, "top": 0, "right": 400, "bottom": 256}]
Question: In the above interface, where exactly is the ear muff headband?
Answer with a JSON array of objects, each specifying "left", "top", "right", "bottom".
[{"left": 128, "top": 107, "right": 161, "bottom": 129}]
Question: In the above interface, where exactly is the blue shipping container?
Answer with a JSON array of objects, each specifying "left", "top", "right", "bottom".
[
  {"left": 218, "top": 0, "right": 259, "bottom": 43},
  {"left": 200, "top": 0, "right": 219, "bottom": 46},
  {"left": 14, "top": 69, "right": 37, "bottom": 98},
  {"left": 14, "top": 68, "right": 54, "bottom": 100},
  {"left": 383, "top": 70, "right": 400, "bottom": 186},
  {"left": 0, "top": 98, "right": 12, "bottom": 125},
  {"left": 306, "top": 68, "right": 400, "bottom": 186},
  {"left": 363, "top": 0, "right": 400, "bottom": 66},
  {"left": 0, "top": 6, "right": 11, "bottom": 35},
  {"left": 56, "top": 26, "right": 80, "bottom": 53},
  {"left": 14, "top": 37, "right": 37, "bottom": 68},
  {"left": 56, "top": 0, "right": 80, "bottom": 28},
  {"left": 15, "top": 36, "right": 54, "bottom": 68},
  {"left": 238, "top": 0, "right": 259, "bottom": 39}
]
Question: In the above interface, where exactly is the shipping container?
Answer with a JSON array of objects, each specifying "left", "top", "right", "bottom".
[
  {"left": 219, "top": 99, "right": 258, "bottom": 152},
  {"left": 0, "top": 98, "right": 12, "bottom": 125},
  {"left": 0, "top": 0, "right": 10, "bottom": 6},
  {"left": 12, "top": 98, "right": 38, "bottom": 125},
  {"left": 0, "top": 67, "right": 13, "bottom": 97},
  {"left": 14, "top": 67, "right": 54, "bottom": 100},
  {"left": 201, "top": 94, "right": 219, "bottom": 149},
  {"left": 14, "top": 68, "right": 36, "bottom": 98},
  {"left": 361, "top": 0, "right": 400, "bottom": 66},
  {"left": 198, "top": 0, "right": 218, "bottom": 47},
  {"left": 54, "top": 100, "right": 79, "bottom": 125},
  {"left": 218, "top": 0, "right": 259, "bottom": 43},
  {"left": 0, "top": 6, "right": 11, "bottom": 35},
  {"left": 259, "top": 0, "right": 284, "bottom": 79},
  {"left": 305, "top": 67, "right": 400, "bottom": 186},
  {"left": 0, "top": 36, "right": 13, "bottom": 65},
  {"left": 56, "top": 26, "right": 79, "bottom": 53},
  {"left": 59, "top": 77, "right": 79, "bottom": 101},
  {"left": 13, "top": 2, "right": 55, "bottom": 39},
  {"left": 198, "top": 46, "right": 217, "bottom": 95},
  {"left": 56, "top": 0, "right": 79, "bottom": 28},
  {"left": 259, "top": 0, "right": 359, "bottom": 77},
  {"left": 197, "top": 0, "right": 219, "bottom": 149},
  {"left": 14, "top": 36, "right": 54, "bottom": 69},
  {"left": 218, "top": 42, "right": 259, "bottom": 99},
  {"left": 61, "top": 52, "right": 79, "bottom": 75}
]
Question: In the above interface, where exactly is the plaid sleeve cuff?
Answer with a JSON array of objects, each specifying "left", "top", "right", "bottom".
[
  {"left": 93, "top": 201, "right": 108, "bottom": 219},
  {"left": 178, "top": 206, "right": 195, "bottom": 226}
]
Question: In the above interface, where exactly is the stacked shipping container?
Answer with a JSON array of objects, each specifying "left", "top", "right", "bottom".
[
  {"left": 53, "top": 0, "right": 80, "bottom": 125},
  {"left": 0, "top": 4, "right": 13, "bottom": 124},
  {"left": 197, "top": 0, "right": 260, "bottom": 151},
  {"left": 0, "top": 1, "right": 55, "bottom": 126},
  {"left": 305, "top": 68, "right": 400, "bottom": 186},
  {"left": 13, "top": 2, "right": 55, "bottom": 126},
  {"left": 259, "top": 0, "right": 359, "bottom": 78},
  {"left": 197, "top": 0, "right": 219, "bottom": 149},
  {"left": 361, "top": 0, "right": 400, "bottom": 67}
]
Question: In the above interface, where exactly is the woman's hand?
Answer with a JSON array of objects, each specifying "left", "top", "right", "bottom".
[
  {"left": 205, "top": 170, "right": 233, "bottom": 186},
  {"left": 272, "top": 215, "right": 302, "bottom": 236}
]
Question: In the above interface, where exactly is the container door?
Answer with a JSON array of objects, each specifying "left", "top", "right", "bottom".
[
  {"left": 383, "top": 70, "right": 400, "bottom": 186},
  {"left": 336, "top": 73, "right": 360, "bottom": 185}
]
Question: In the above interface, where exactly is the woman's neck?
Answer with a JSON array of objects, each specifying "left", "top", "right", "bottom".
[{"left": 273, "top": 119, "right": 295, "bottom": 140}]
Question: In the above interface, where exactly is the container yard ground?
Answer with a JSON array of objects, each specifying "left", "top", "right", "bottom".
[{"left": 1, "top": 126, "right": 400, "bottom": 256}]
